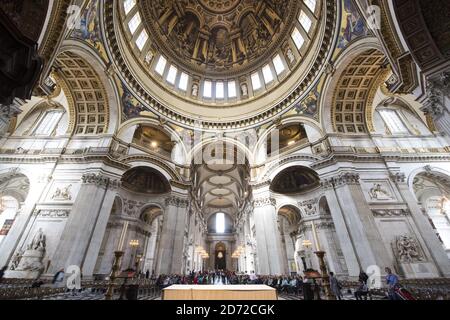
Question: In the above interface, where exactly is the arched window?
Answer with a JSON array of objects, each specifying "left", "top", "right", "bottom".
[
  {"left": 378, "top": 108, "right": 410, "bottom": 134},
  {"left": 216, "top": 212, "right": 225, "bottom": 234}
]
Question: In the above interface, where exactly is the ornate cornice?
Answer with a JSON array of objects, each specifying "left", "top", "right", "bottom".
[{"left": 372, "top": 208, "right": 410, "bottom": 217}]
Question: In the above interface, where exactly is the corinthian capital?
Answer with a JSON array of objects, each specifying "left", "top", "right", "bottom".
[
  {"left": 165, "top": 196, "right": 189, "bottom": 208},
  {"left": 332, "top": 172, "right": 360, "bottom": 187},
  {"left": 81, "top": 173, "right": 120, "bottom": 189}
]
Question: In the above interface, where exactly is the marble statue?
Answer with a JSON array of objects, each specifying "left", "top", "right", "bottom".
[
  {"left": 144, "top": 51, "right": 154, "bottom": 66},
  {"left": 286, "top": 47, "right": 295, "bottom": 64},
  {"left": 241, "top": 83, "right": 248, "bottom": 96},
  {"left": 28, "top": 228, "right": 46, "bottom": 251},
  {"left": 191, "top": 83, "right": 199, "bottom": 97}
]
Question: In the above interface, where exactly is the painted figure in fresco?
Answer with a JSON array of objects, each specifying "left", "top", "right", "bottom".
[
  {"left": 337, "top": 0, "right": 367, "bottom": 49},
  {"left": 122, "top": 88, "right": 145, "bottom": 119}
]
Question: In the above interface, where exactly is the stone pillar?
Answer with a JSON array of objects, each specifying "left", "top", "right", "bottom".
[
  {"left": 321, "top": 178, "right": 360, "bottom": 277},
  {"left": 253, "top": 194, "right": 285, "bottom": 275},
  {"left": 331, "top": 173, "right": 391, "bottom": 272},
  {"left": 81, "top": 181, "right": 120, "bottom": 277},
  {"left": 390, "top": 172, "right": 450, "bottom": 277},
  {"left": 48, "top": 173, "right": 120, "bottom": 274},
  {"left": 421, "top": 72, "right": 450, "bottom": 138},
  {"left": 156, "top": 196, "right": 188, "bottom": 275}
]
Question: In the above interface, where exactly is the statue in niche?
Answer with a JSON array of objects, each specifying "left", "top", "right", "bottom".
[
  {"left": 191, "top": 83, "right": 199, "bottom": 97},
  {"left": 52, "top": 184, "right": 72, "bottom": 201},
  {"left": 369, "top": 183, "right": 393, "bottom": 200},
  {"left": 144, "top": 51, "right": 154, "bottom": 66},
  {"left": 286, "top": 47, "right": 295, "bottom": 65},
  {"left": 241, "top": 83, "right": 248, "bottom": 96},
  {"left": 28, "top": 228, "right": 46, "bottom": 251},
  {"left": 396, "top": 235, "right": 424, "bottom": 263}
]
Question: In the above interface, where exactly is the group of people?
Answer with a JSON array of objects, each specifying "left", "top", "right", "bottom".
[
  {"left": 330, "top": 267, "right": 401, "bottom": 300},
  {"left": 156, "top": 267, "right": 402, "bottom": 301},
  {"left": 155, "top": 270, "right": 326, "bottom": 300}
]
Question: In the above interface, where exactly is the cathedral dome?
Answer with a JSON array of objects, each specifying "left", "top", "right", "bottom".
[{"left": 109, "top": 0, "right": 337, "bottom": 129}]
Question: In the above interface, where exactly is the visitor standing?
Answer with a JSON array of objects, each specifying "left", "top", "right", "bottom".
[{"left": 329, "top": 272, "right": 342, "bottom": 300}]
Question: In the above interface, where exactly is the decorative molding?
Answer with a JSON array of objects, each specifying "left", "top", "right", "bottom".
[
  {"left": 253, "top": 197, "right": 276, "bottom": 208},
  {"left": 389, "top": 172, "right": 407, "bottom": 184},
  {"left": 332, "top": 172, "right": 360, "bottom": 187},
  {"left": 372, "top": 209, "right": 410, "bottom": 217},
  {"left": 34, "top": 209, "right": 70, "bottom": 218},
  {"left": 81, "top": 173, "right": 121, "bottom": 189},
  {"left": 165, "top": 196, "right": 189, "bottom": 208},
  {"left": 123, "top": 199, "right": 146, "bottom": 217}
]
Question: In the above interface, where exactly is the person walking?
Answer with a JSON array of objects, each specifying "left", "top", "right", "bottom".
[{"left": 329, "top": 272, "right": 342, "bottom": 300}]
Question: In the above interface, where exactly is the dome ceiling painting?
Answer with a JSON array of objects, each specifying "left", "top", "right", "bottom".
[{"left": 141, "top": 0, "right": 294, "bottom": 75}]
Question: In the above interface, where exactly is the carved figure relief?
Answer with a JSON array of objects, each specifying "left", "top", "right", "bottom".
[
  {"left": 52, "top": 184, "right": 72, "bottom": 201},
  {"left": 369, "top": 183, "right": 393, "bottom": 200},
  {"left": 395, "top": 235, "right": 424, "bottom": 263}
]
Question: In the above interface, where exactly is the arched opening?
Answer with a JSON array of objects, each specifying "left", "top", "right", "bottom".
[
  {"left": 266, "top": 123, "right": 309, "bottom": 156},
  {"left": 141, "top": 206, "right": 164, "bottom": 275},
  {"left": 0, "top": 173, "right": 30, "bottom": 247},
  {"left": 278, "top": 205, "right": 302, "bottom": 275},
  {"left": 215, "top": 242, "right": 227, "bottom": 271},
  {"left": 208, "top": 212, "right": 233, "bottom": 234},
  {"left": 94, "top": 196, "right": 123, "bottom": 277},
  {"left": 132, "top": 125, "right": 175, "bottom": 158},
  {"left": 121, "top": 167, "right": 171, "bottom": 194},
  {"left": 373, "top": 98, "right": 432, "bottom": 136},
  {"left": 270, "top": 166, "right": 320, "bottom": 194},
  {"left": 414, "top": 171, "right": 450, "bottom": 257}
]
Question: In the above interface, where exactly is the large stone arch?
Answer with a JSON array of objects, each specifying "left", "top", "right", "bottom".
[
  {"left": 320, "top": 38, "right": 386, "bottom": 134},
  {"left": 53, "top": 40, "right": 121, "bottom": 136}
]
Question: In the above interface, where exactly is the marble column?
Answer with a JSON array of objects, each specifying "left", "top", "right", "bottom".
[
  {"left": 156, "top": 196, "right": 188, "bottom": 275},
  {"left": 321, "top": 178, "right": 360, "bottom": 277},
  {"left": 81, "top": 181, "right": 120, "bottom": 277},
  {"left": 390, "top": 172, "right": 450, "bottom": 277},
  {"left": 253, "top": 195, "right": 285, "bottom": 275},
  {"left": 331, "top": 173, "right": 390, "bottom": 272},
  {"left": 48, "top": 173, "right": 120, "bottom": 274}
]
